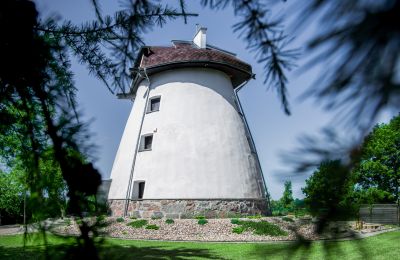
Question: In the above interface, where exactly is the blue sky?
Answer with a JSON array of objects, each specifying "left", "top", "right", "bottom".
[{"left": 34, "top": 0, "right": 369, "bottom": 199}]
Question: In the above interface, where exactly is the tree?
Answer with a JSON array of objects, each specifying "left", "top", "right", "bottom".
[
  {"left": 0, "top": 170, "right": 24, "bottom": 225},
  {"left": 281, "top": 180, "right": 294, "bottom": 209},
  {"left": 353, "top": 114, "right": 400, "bottom": 203},
  {"left": 302, "top": 160, "right": 357, "bottom": 219}
]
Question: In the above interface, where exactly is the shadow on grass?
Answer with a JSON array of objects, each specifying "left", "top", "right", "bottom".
[{"left": 0, "top": 244, "right": 225, "bottom": 260}]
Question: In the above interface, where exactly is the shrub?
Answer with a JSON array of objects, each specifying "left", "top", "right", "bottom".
[
  {"left": 130, "top": 216, "right": 137, "bottom": 220},
  {"left": 127, "top": 219, "right": 148, "bottom": 228},
  {"left": 65, "top": 219, "right": 72, "bottom": 226},
  {"left": 151, "top": 215, "right": 162, "bottom": 220},
  {"left": 165, "top": 219, "right": 174, "bottom": 224},
  {"left": 197, "top": 219, "right": 208, "bottom": 225},
  {"left": 116, "top": 217, "right": 125, "bottom": 223},
  {"left": 231, "top": 218, "right": 241, "bottom": 225},
  {"left": 247, "top": 215, "right": 262, "bottom": 219},
  {"left": 145, "top": 224, "right": 159, "bottom": 230},
  {"left": 239, "top": 220, "right": 287, "bottom": 236},
  {"left": 281, "top": 216, "right": 294, "bottom": 222},
  {"left": 195, "top": 215, "right": 206, "bottom": 220},
  {"left": 232, "top": 226, "right": 245, "bottom": 234},
  {"left": 122, "top": 231, "right": 128, "bottom": 235},
  {"left": 96, "top": 215, "right": 106, "bottom": 222}
]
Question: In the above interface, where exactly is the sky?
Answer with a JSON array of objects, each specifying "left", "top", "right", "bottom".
[{"left": 34, "top": 0, "right": 369, "bottom": 199}]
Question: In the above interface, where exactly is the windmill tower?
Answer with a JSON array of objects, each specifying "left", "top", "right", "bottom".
[{"left": 107, "top": 28, "right": 269, "bottom": 218}]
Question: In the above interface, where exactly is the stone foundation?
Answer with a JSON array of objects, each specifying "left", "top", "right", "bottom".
[{"left": 108, "top": 199, "right": 270, "bottom": 219}]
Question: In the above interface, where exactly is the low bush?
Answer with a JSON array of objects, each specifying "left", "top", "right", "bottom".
[
  {"left": 197, "top": 219, "right": 208, "bottom": 225},
  {"left": 64, "top": 219, "right": 72, "bottom": 226},
  {"left": 232, "top": 226, "right": 245, "bottom": 234},
  {"left": 230, "top": 219, "right": 288, "bottom": 236},
  {"left": 96, "top": 215, "right": 106, "bottom": 222},
  {"left": 151, "top": 215, "right": 162, "bottom": 220},
  {"left": 127, "top": 219, "right": 148, "bottom": 228},
  {"left": 165, "top": 219, "right": 174, "bottom": 224},
  {"left": 231, "top": 218, "right": 240, "bottom": 224},
  {"left": 195, "top": 215, "right": 206, "bottom": 220},
  {"left": 239, "top": 220, "right": 287, "bottom": 236},
  {"left": 281, "top": 216, "right": 294, "bottom": 222},
  {"left": 116, "top": 217, "right": 125, "bottom": 223},
  {"left": 130, "top": 216, "right": 137, "bottom": 220},
  {"left": 145, "top": 224, "right": 160, "bottom": 230},
  {"left": 247, "top": 215, "right": 262, "bottom": 219}
]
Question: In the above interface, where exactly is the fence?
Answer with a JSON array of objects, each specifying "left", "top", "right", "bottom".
[{"left": 359, "top": 204, "right": 399, "bottom": 225}]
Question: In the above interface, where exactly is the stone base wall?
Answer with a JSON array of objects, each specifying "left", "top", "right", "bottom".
[{"left": 108, "top": 199, "right": 270, "bottom": 219}]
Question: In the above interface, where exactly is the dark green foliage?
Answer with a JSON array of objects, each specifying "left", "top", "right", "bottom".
[
  {"left": 116, "top": 217, "right": 124, "bottom": 223},
  {"left": 195, "top": 215, "right": 205, "bottom": 220},
  {"left": 96, "top": 215, "right": 106, "bottom": 222},
  {"left": 247, "top": 215, "right": 262, "bottom": 219},
  {"left": 240, "top": 221, "right": 287, "bottom": 236},
  {"left": 197, "top": 219, "right": 208, "bottom": 225},
  {"left": 281, "top": 216, "right": 294, "bottom": 223},
  {"left": 231, "top": 220, "right": 287, "bottom": 236},
  {"left": 271, "top": 183, "right": 306, "bottom": 216},
  {"left": 145, "top": 224, "right": 159, "bottom": 230},
  {"left": 0, "top": 170, "right": 24, "bottom": 224},
  {"left": 232, "top": 226, "right": 245, "bottom": 234},
  {"left": 151, "top": 216, "right": 162, "bottom": 220},
  {"left": 230, "top": 218, "right": 240, "bottom": 224},
  {"left": 127, "top": 219, "right": 148, "bottom": 228},
  {"left": 302, "top": 160, "right": 357, "bottom": 219},
  {"left": 165, "top": 219, "right": 174, "bottom": 224},
  {"left": 281, "top": 181, "right": 294, "bottom": 208},
  {"left": 353, "top": 114, "right": 400, "bottom": 203}
]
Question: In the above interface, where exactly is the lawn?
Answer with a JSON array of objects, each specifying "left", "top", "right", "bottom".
[{"left": 0, "top": 231, "right": 399, "bottom": 259}]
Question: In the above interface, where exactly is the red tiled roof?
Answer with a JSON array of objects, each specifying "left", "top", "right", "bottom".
[{"left": 139, "top": 42, "right": 252, "bottom": 75}]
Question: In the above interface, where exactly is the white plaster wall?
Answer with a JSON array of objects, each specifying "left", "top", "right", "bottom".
[
  {"left": 107, "top": 83, "right": 149, "bottom": 199},
  {"left": 109, "top": 68, "right": 264, "bottom": 199}
]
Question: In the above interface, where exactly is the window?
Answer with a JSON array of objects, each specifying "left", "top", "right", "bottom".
[
  {"left": 139, "top": 134, "right": 153, "bottom": 151},
  {"left": 138, "top": 182, "right": 145, "bottom": 199},
  {"left": 131, "top": 181, "right": 145, "bottom": 199},
  {"left": 147, "top": 96, "right": 161, "bottom": 113}
]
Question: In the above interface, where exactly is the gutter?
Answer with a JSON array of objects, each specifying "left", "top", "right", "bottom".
[
  {"left": 123, "top": 71, "right": 151, "bottom": 217},
  {"left": 234, "top": 80, "right": 271, "bottom": 212}
]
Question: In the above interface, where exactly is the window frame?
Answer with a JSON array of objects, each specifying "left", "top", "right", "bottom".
[
  {"left": 147, "top": 95, "right": 161, "bottom": 113},
  {"left": 139, "top": 133, "right": 153, "bottom": 152}
]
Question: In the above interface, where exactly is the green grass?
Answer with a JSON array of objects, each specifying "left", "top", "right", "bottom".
[
  {"left": 0, "top": 231, "right": 399, "bottom": 259},
  {"left": 127, "top": 219, "right": 148, "bottom": 228}
]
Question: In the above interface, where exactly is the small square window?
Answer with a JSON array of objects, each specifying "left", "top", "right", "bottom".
[
  {"left": 138, "top": 182, "right": 145, "bottom": 199},
  {"left": 139, "top": 134, "right": 153, "bottom": 151},
  {"left": 144, "top": 135, "right": 152, "bottom": 150},
  {"left": 147, "top": 96, "right": 161, "bottom": 113}
]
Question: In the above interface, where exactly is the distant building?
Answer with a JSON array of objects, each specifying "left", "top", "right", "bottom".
[{"left": 107, "top": 28, "right": 269, "bottom": 218}]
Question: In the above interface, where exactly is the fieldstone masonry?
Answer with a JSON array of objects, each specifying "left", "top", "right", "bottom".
[{"left": 108, "top": 199, "right": 269, "bottom": 219}]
